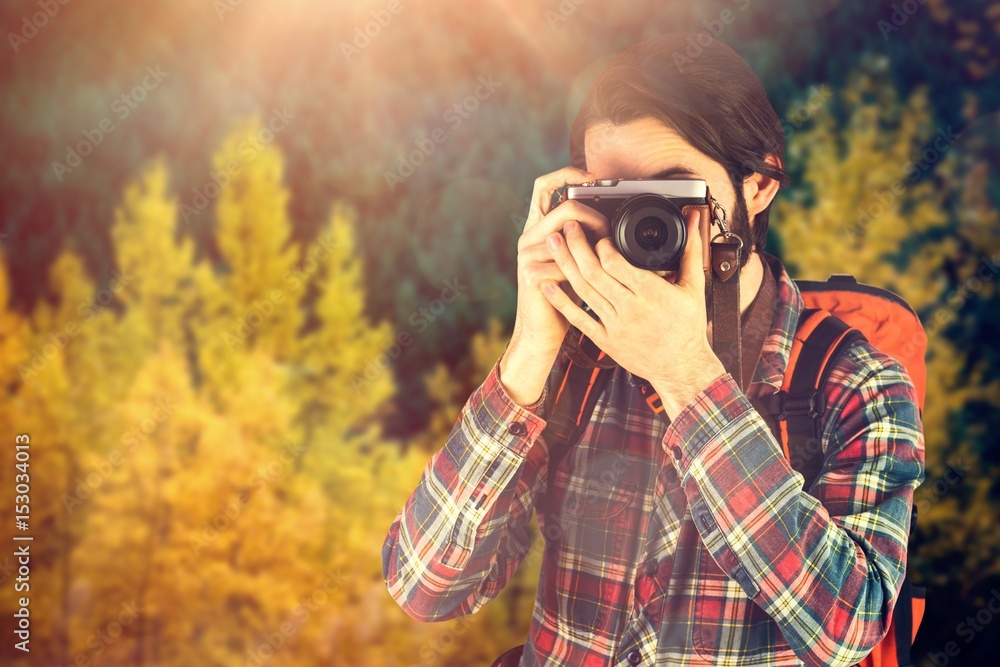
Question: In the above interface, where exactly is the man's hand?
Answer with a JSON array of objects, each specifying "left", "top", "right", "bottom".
[
  {"left": 538, "top": 206, "right": 727, "bottom": 420},
  {"left": 499, "top": 167, "right": 611, "bottom": 407}
]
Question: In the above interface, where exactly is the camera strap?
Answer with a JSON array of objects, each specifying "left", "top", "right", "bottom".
[{"left": 707, "top": 232, "right": 744, "bottom": 389}]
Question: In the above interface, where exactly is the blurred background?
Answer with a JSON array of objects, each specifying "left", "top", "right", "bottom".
[{"left": 0, "top": 0, "right": 998, "bottom": 665}]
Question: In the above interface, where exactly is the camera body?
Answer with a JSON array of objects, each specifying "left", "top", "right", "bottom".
[{"left": 564, "top": 179, "right": 713, "bottom": 272}]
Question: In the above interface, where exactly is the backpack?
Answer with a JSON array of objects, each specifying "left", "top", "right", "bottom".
[{"left": 492, "top": 274, "right": 927, "bottom": 667}]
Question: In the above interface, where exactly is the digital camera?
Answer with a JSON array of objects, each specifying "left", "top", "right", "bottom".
[{"left": 563, "top": 179, "right": 712, "bottom": 272}]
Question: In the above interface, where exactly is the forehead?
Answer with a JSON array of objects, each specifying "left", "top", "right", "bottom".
[{"left": 583, "top": 117, "right": 717, "bottom": 178}]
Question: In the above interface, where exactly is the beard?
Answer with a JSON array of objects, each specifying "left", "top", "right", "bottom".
[{"left": 728, "top": 185, "right": 754, "bottom": 270}]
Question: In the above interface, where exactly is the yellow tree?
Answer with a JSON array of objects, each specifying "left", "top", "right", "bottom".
[
  {"left": 0, "top": 250, "right": 31, "bottom": 537},
  {"left": 286, "top": 202, "right": 412, "bottom": 664},
  {"left": 9, "top": 167, "right": 204, "bottom": 666},
  {"left": 903, "top": 120, "right": 1000, "bottom": 592},
  {"left": 194, "top": 117, "right": 306, "bottom": 404},
  {"left": 67, "top": 340, "right": 203, "bottom": 666},
  {"left": 75, "top": 339, "right": 335, "bottom": 667},
  {"left": 293, "top": 201, "right": 395, "bottom": 447},
  {"left": 111, "top": 160, "right": 201, "bottom": 353},
  {"left": 0, "top": 249, "right": 70, "bottom": 666},
  {"left": 0, "top": 252, "right": 29, "bottom": 409},
  {"left": 4, "top": 246, "right": 133, "bottom": 665},
  {"left": 53, "top": 135, "right": 361, "bottom": 667}
]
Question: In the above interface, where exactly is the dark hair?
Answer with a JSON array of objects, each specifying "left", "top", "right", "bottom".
[{"left": 569, "top": 34, "right": 790, "bottom": 254}]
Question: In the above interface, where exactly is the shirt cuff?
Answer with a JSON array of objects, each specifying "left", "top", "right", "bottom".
[
  {"left": 469, "top": 355, "right": 549, "bottom": 458},
  {"left": 661, "top": 372, "right": 753, "bottom": 476}
]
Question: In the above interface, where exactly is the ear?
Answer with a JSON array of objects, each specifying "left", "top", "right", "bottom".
[{"left": 741, "top": 153, "right": 783, "bottom": 219}]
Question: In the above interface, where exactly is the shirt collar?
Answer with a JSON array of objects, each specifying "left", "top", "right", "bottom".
[{"left": 751, "top": 251, "right": 805, "bottom": 394}]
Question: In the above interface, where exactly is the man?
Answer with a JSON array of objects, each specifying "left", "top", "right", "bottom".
[{"left": 382, "top": 34, "right": 925, "bottom": 667}]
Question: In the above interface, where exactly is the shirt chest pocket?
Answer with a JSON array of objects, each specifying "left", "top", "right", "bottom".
[{"left": 555, "top": 441, "right": 639, "bottom": 521}]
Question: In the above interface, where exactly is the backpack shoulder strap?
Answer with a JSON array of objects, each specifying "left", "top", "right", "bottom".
[
  {"left": 752, "top": 308, "right": 867, "bottom": 493},
  {"left": 541, "top": 330, "right": 614, "bottom": 500}
]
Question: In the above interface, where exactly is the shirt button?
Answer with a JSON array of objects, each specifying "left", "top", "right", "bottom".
[
  {"left": 670, "top": 445, "right": 683, "bottom": 461},
  {"left": 627, "top": 649, "right": 641, "bottom": 664},
  {"left": 507, "top": 421, "right": 527, "bottom": 436},
  {"left": 643, "top": 558, "right": 657, "bottom": 576}
]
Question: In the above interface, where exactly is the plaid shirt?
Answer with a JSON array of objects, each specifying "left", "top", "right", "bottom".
[{"left": 382, "top": 254, "right": 925, "bottom": 667}]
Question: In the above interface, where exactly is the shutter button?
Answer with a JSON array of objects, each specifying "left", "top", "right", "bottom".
[
  {"left": 627, "top": 649, "right": 641, "bottom": 664},
  {"left": 508, "top": 421, "right": 527, "bottom": 436}
]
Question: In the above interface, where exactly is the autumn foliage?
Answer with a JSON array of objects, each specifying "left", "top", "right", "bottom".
[{"left": 0, "top": 60, "right": 998, "bottom": 666}]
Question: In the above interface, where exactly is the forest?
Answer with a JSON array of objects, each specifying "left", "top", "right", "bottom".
[{"left": 0, "top": 0, "right": 998, "bottom": 665}]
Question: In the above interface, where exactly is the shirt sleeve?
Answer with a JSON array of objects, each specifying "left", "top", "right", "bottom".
[
  {"left": 661, "top": 340, "right": 925, "bottom": 667},
  {"left": 381, "top": 345, "right": 569, "bottom": 622}
]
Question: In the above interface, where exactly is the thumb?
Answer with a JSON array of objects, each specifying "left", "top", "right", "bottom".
[{"left": 677, "top": 207, "right": 706, "bottom": 291}]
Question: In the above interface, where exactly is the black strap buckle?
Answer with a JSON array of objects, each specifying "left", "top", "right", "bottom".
[
  {"left": 630, "top": 375, "right": 665, "bottom": 414},
  {"left": 778, "top": 390, "right": 826, "bottom": 420}
]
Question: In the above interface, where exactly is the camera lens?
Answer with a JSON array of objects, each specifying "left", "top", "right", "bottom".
[
  {"left": 635, "top": 217, "right": 666, "bottom": 250},
  {"left": 612, "top": 195, "right": 685, "bottom": 271}
]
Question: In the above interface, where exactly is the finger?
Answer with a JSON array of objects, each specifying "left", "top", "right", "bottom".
[
  {"left": 562, "top": 220, "right": 633, "bottom": 303},
  {"left": 520, "top": 199, "right": 610, "bottom": 250},
  {"left": 524, "top": 167, "right": 597, "bottom": 231},
  {"left": 593, "top": 236, "right": 651, "bottom": 291},
  {"left": 538, "top": 279, "right": 606, "bottom": 344},
  {"left": 517, "top": 247, "right": 584, "bottom": 305},
  {"left": 676, "top": 207, "right": 706, "bottom": 292},
  {"left": 518, "top": 240, "right": 561, "bottom": 264},
  {"left": 545, "top": 225, "right": 616, "bottom": 322}
]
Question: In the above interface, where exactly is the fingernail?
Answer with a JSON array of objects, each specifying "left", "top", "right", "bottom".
[
  {"left": 564, "top": 221, "right": 577, "bottom": 234},
  {"left": 541, "top": 281, "right": 555, "bottom": 296},
  {"left": 547, "top": 233, "right": 561, "bottom": 249}
]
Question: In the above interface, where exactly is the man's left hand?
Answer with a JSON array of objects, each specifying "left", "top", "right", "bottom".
[{"left": 539, "top": 207, "right": 728, "bottom": 420}]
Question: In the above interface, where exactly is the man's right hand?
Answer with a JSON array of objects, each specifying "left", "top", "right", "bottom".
[{"left": 499, "top": 167, "right": 611, "bottom": 407}]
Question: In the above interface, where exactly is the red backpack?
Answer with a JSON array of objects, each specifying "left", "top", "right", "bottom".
[
  {"left": 491, "top": 274, "right": 927, "bottom": 667},
  {"left": 750, "top": 275, "right": 927, "bottom": 667}
]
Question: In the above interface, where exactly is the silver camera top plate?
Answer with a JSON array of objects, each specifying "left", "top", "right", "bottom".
[{"left": 565, "top": 178, "right": 707, "bottom": 200}]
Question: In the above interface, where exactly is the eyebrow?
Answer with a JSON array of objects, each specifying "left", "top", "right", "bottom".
[{"left": 644, "top": 166, "right": 700, "bottom": 180}]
